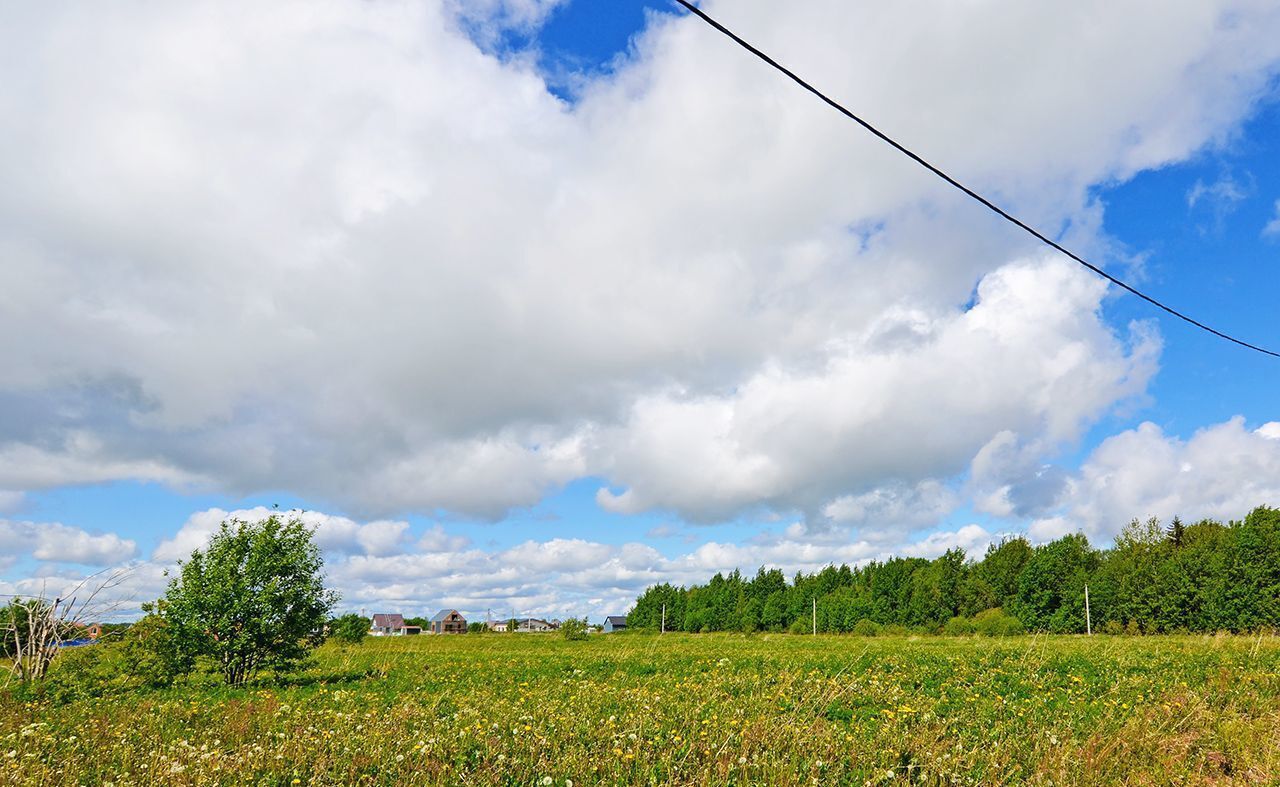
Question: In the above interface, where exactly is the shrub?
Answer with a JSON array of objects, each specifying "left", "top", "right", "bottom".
[
  {"left": 119, "top": 611, "right": 189, "bottom": 687},
  {"left": 561, "top": 618, "right": 589, "bottom": 641},
  {"left": 1102, "top": 620, "right": 1124, "bottom": 635},
  {"left": 973, "top": 608, "right": 1025, "bottom": 637},
  {"left": 43, "top": 614, "right": 186, "bottom": 702},
  {"left": 329, "top": 613, "right": 369, "bottom": 645},
  {"left": 852, "top": 619, "right": 882, "bottom": 636},
  {"left": 43, "top": 643, "right": 119, "bottom": 702},
  {"left": 943, "top": 616, "right": 976, "bottom": 636}
]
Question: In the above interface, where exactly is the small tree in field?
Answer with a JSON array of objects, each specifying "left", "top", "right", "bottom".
[
  {"left": 329, "top": 613, "right": 369, "bottom": 645},
  {"left": 163, "top": 515, "right": 336, "bottom": 686},
  {"left": 561, "top": 617, "right": 589, "bottom": 641}
]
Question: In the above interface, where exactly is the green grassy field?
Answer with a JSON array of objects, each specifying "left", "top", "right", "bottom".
[{"left": 4, "top": 633, "right": 1279, "bottom": 785}]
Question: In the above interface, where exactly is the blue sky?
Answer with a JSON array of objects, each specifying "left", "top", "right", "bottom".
[{"left": 3, "top": 0, "right": 1280, "bottom": 620}]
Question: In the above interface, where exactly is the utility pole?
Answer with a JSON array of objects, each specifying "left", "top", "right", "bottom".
[
  {"left": 1084, "top": 585, "right": 1092, "bottom": 635},
  {"left": 661, "top": 603, "right": 666, "bottom": 635},
  {"left": 812, "top": 597, "right": 817, "bottom": 636}
]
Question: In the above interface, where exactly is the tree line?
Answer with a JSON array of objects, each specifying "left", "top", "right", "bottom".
[{"left": 627, "top": 506, "right": 1280, "bottom": 635}]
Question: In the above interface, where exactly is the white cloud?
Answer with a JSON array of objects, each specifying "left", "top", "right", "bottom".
[
  {"left": 1263, "top": 199, "right": 1280, "bottom": 237},
  {"left": 1028, "top": 417, "right": 1280, "bottom": 542},
  {"left": 447, "top": 0, "right": 568, "bottom": 45},
  {"left": 824, "top": 481, "right": 958, "bottom": 528},
  {"left": 591, "top": 257, "right": 1159, "bottom": 521},
  {"left": 152, "top": 507, "right": 417, "bottom": 562},
  {"left": 0, "top": 0, "right": 1277, "bottom": 532},
  {"left": 0, "top": 519, "right": 138, "bottom": 565},
  {"left": 900, "top": 524, "right": 995, "bottom": 559},
  {"left": 2, "top": 507, "right": 1005, "bottom": 621}
]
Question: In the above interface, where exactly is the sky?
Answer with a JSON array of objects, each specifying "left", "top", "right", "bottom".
[{"left": 3, "top": 0, "right": 1280, "bottom": 623}]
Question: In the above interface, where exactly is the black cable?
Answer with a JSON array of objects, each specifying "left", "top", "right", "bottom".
[{"left": 672, "top": 0, "right": 1278, "bottom": 358}]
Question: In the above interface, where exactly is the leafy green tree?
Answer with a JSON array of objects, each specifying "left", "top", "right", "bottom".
[
  {"left": 1011, "top": 534, "right": 1098, "bottom": 632},
  {"left": 975, "top": 537, "right": 1033, "bottom": 610},
  {"left": 758, "top": 591, "right": 785, "bottom": 631},
  {"left": 629, "top": 582, "right": 685, "bottom": 631},
  {"left": 329, "top": 613, "right": 369, "bottom": 645},
  {"left": 623, "top": 504, "right": 1280, "bottom": 635},
  {"left": 467, "top": 621, "right": 486, "bottom": 633},
  {"left": 1227, "top": 506, "right": 1280, "bottom": 630},
  {"left": 162, "top": 515, "right": 337, "bottom": 686}
]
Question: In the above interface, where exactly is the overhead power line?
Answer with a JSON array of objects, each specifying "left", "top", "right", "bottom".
[{"left": 672, "top": 0, "right": 1278, "bottom": 359}]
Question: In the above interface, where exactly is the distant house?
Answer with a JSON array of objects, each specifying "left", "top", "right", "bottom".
[
  {"left": 370, "top": 613, "right": 421, "bottom": 636},
  {"left": 603, "top": 616, "right": 628, "bottom": 633},
  {"left": 514, "top": 617, "right": 556, "bottom": 633},
  {"left": 85, "top": 623, "right": 103, "bottom": 640},
  {"left": 486, "top": 620, "right": 508, "bottom": 632},
  {"left": 430, "top": 609, "right": 467, "bottom": 634}
]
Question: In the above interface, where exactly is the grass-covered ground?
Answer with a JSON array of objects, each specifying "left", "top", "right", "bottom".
[{"left": 3, "top": 633, "right": 1279, "bottom": 785}]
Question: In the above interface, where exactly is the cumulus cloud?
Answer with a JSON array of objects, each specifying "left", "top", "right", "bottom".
[
  {"left": 0, "top": 519, "right": 138, "bottom": 565},
  {"left": 0, "top": 0, "right": 1277, "bottom": 535},
  {"left": 152, "top": 507, "right": 417, "bottom": 562},
  {"left": 592, "top": 257, "right": 1159, "bottom": 522},
  {"left": 1, "top": 505, "right": 1004, "bottom": 621},
  {"left": 1028, "top": 417, "right": 1280, "bottom": 542}
]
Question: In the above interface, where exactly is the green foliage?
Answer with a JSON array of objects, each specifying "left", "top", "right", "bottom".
[
  {"left": 0, "top": 599, "right": 28, "bottom": 658},
  {"left": 972, "top": 608, "right": 1024, "bottom": 637},
  {"left": 629, "top": 505, "right": 1280, "bottom": 635},
  {"left": 467, "top": 622, "right": 486, "bottom": 634},
  {"left": 943, "top": 616, "right": 975, "bottom": 636},
  {"left": 329, "top": 613, "right": 369, "bottom": 645},
  {"left": 161, "top": 515, "right": 337, "bottom": 685},
  {"left": 851, "top": 618, "right": 881, "bottom": 636},
  {"left": 560, "top": 617, "right": 589, "bottom": 641},
  {"left": 120, "top": 610, "right": 190, "bottom": 686},
  {"left": 42, "top": 613, "right": 186, "bottom": 702},
  {"left": 42, "top": 643, "right": 119, "bottom": 702},
  {"left": 1011, "top": 534, "right": 1099, "bottom": 633}
]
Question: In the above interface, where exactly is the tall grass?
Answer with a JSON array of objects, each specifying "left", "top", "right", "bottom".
[{"left": 3, "top": 633, "right": 1278, "bottom": 785}]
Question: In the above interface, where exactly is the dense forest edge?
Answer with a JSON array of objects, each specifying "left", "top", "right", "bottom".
[{"left": 627, "top": 506, "right": 1280, "bottom": 635}]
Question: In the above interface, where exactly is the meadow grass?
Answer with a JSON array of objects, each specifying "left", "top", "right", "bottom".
[{"left": 3, "top": 633, "right": 1279, "bottom": 785}]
